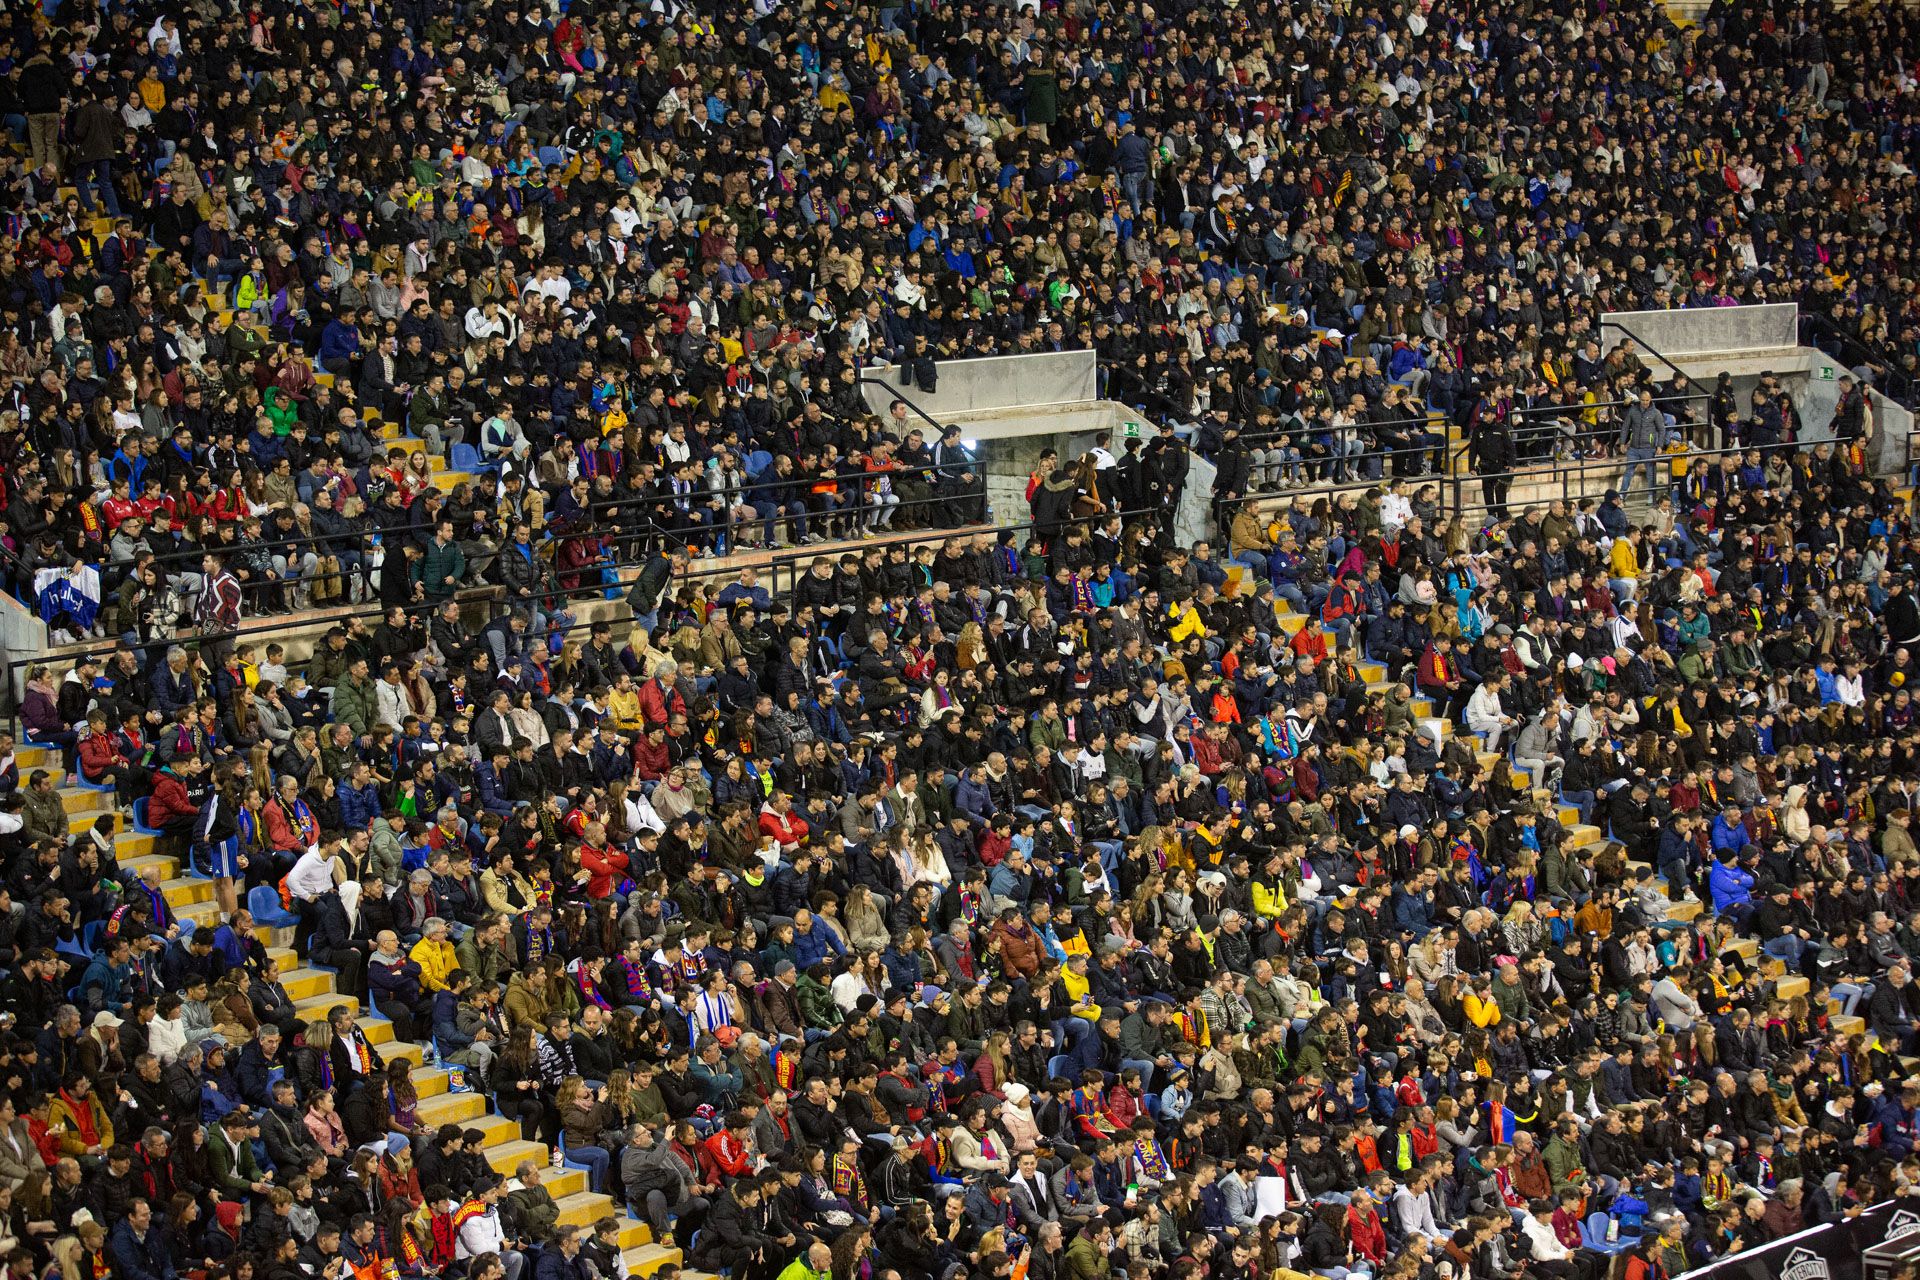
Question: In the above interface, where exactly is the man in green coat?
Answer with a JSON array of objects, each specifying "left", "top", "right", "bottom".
[
  {"left": 207, "top": 1110, "right": 270, "bottom": 1198},
  {"left": 330, "top": 657, "right": 378, "bottom": 740},
  {"left": 1543, "top": 1118, "right": 1589, "bottom": 1194},
  {"left": 1063, "top": 1218, "right": 1113, "bottom": 1280},
  {"left": 415, "top": 518, "right": 467, "bottom": 601},
  {"left": 777, "top": 1243, "right": 832, "bottom": 1280}
]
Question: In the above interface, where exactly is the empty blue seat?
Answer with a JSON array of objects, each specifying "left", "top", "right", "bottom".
[
  {"left": 451, "top": 442, "right": 483, "bottom": 473},
  {"left": 537, "top": 146, "right": 565, "bottom": 168},
  {"left": 247, "top": 884, "right": 298, "bottom": 930},
  {"left": 131, "top": 796, "right": 157, "bottom": 834},
  {"left": 1582, "top": 1212, "right": 1635, "bottom": 1255}
]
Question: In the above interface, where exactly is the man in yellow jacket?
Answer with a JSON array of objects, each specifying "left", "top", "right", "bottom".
[
  {"left": 410, "top": 916, "right": 460, "bottom": 993},
  {"left": 777, "top": 1242, "right": 832, "bottom": 1280}
]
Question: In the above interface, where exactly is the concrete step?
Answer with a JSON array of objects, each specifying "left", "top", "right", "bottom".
[
  {"left": 544, "top": 1169, "right": 591, "bottom": 1200},
  {"left": 418, "top": 1091, "right": 491, "bottom": 1128},
  {"left": 484, "top": 1137, "right": 551, "bottom": 1175},
  {"left": 624, "top": 1244, "right": 685, "bottom": 1278},
  {"left": 162, "top": 877, "right": 215, "bottom": 908},
  {"left": 60, "top": 787, "right": 114, "bottom": 814},
  {"left": 283, "top": 968, "right": 340, "bottom": 1001},
  {"left": 556, "top": 1191, "right": 622, "bottom": 1229}
]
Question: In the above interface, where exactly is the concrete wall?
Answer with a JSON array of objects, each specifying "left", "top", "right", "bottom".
[
  {"left": 859, "top": 351, "right": 1099, "bottom": 420},
  {"left": 1601, "top": 303, "right": 1799, "bottom": 360},
  {"left": 1796, "top": 355, "right": 1843, "bottom": 445},
  {"left": 1873, "top": 389, "right": 1916, "bottom": 478},
  {"left": 1665, "top": 346, "right": 1910, "bottom": 475},
  {"left": 0, "top": 592, "right": 49, "bottom": 716},
  {"left": 1175, "top": 455, "right": 1216, "bottom": 548}
]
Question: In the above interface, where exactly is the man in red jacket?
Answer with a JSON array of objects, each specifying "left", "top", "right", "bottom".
[
  {"left": 699, "top": 1111, "right": 756, "bottom": 1184},
  {"left": 637, "top": 662, "right": 687, "bottom": 729},
  {"left": 579, "top": 825, "right": 631, "bottom": 899},
  {"left": 757, "top": 792, "right": 809, "bottom": 853}
]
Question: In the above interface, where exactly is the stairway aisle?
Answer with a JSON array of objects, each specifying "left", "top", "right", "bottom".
[
  {"left": 1219, "top": 561, "right": 1856, "bottom": 1048},
  {"left": 23, "top": 744, "right": 709, "bottom": 1280}
]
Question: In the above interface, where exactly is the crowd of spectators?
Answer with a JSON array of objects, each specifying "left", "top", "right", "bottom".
[{"left": 0, "top": 1, "right": 1919, "bottom": 1280}]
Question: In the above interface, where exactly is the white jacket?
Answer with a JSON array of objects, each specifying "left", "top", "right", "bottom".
[
  {"left": 456, "top": 1204, "right": 509, "bottom": 1260},
  {"left": 1465, "top": 684, "right": 1506, "bottom": 734},
  {"left": 374, "top": 678, "right": 410, "bottom": 732},
  {"left": 1522, "top": 1215, "right": 1573, "bottom": 1262}
]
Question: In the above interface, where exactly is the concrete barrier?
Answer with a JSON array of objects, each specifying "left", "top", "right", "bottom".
[
  {"left": 1601, "top": 303, "right": 1799, "bottom": 359},
  {"left": 0, "top": 593, "right": 46, "bottom": 715},
  {"left": 1597, "top": 305, "right": 1910, "bottom": 477},
  {"left": 1874, "top": 390, "right": 1916, "bottom": 478},
  {"left": 859, "top": 351, "right": 1099, "bottom": 419}
]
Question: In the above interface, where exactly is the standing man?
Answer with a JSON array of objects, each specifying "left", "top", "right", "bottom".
[
  {"left": 1471, "top": 388, "right": 1517, "bottom": 519},
  {"left": 197, "top": 554, "right": 244, "bottom": 666},
  {"left": 65, "top": 84, "right": 121, "bottom": 217},
  {"left": 19, "top": 47, "right": 63, "bottom": 178},
  {"left": 1618, "top": 388, "right": 1666, "bottom": 501}
]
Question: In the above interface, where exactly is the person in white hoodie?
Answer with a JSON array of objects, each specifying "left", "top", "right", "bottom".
[
  {"left": 1465, "top": 671, "right": 1515, "bottom": 750},
  {"left": 148, "top": 993, "right": 189, "bottom": 1065},
  {"left": 1519, "top": 1198, "right": 1578, "bottom": 1271}
]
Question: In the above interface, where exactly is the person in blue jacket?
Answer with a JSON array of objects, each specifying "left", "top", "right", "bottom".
[
  {"left": 1870, "top": 1081, "right": 1919, "bottom": 1160},
  {"left": 338, "top": 762, "right": 384, "bottom": 833},
  {"left": 1708, "top": 804, "right": 1750, "bottom": 858},
  {"left": 1708, "top": 848, "right": 1756, "bottom": 928},
  {"left": 110, "top": 1199, "right": 179, "bottom": 1280}
]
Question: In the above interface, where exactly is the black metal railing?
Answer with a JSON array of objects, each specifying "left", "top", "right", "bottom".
[
  {"left": 1800, "top": 312, "right": 1917, "bottom": 410},
  {"left": 7, "top": 493, "right": 1169, "bottom": 727}
]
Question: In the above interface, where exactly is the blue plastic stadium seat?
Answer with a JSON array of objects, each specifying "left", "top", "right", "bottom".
[{"left": 247, "top": 884, "right": 298, "bottom": 930}]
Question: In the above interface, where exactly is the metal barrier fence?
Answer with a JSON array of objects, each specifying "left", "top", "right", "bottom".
[{"left": 5, "top": 496, "right": 1168, "bottom": 723}]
